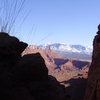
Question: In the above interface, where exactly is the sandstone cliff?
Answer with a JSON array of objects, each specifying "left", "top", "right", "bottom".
[{"left": 84, "top": 28, "right": 100, "bottom": 100}]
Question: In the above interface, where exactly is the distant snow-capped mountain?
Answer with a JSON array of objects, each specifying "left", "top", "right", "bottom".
[
  {"left": 37, "top": 43, "right": 92, "bottom": 60},
  {"left": 38, "top": 43, "right": 92, "bottom": 54}
]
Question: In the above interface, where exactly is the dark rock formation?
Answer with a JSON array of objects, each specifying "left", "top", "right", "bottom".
[
  {"left": 12, "top": 53, "right": 48, "bottom": 82},
  {"left": 0, "top": 32, "right": 66, "bottom": 100},
  {"left": 84, "top": 28, "right": 100, "bottom": 100},
  {"left": 96, "top": 24, "right": 100, "bottom": 35}
]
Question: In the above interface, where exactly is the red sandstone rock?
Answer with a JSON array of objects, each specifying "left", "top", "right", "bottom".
[{"left": 84, "top": 34, "right": 100, "bottom": 100}]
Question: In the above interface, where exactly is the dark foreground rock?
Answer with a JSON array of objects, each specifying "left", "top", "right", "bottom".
[
  {"left": 84, "top": 28, "right": 100, "bottom": 100},
  {"left": 0, "top": 32, "right": 66, "bottom": 100}
]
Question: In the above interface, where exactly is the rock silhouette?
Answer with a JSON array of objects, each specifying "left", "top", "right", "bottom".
[
  {"left": 84, "top": 26, "right": 100, "bottom": 100},
  {"left": 0, "top": 32, "right": 66, "bottom": 100},
  {"left": 97, "top": 24, "right": 100, "bottom": 35}
]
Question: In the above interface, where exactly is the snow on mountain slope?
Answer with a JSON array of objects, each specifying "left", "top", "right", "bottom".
[
  {"left": 38, "top": 43, "right": 92, "bottom": 60},
  {"left": 38, "top": 43, "right": 92, "bottom": 54}
]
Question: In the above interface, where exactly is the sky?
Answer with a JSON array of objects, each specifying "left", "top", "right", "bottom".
[{"left": 0, "top": 0, "right": 100, "bottom": 46}]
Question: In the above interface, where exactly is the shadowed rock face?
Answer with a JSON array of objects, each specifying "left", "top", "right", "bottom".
[
  {"left": 0, "top": 32, "right": 66, "bottom": 100},
  {"left": 0, "top": 32, "right": 28, "bottom": 56},
  {"left": 84, "top": 34, "right": 100, "bottom": 100},
  {"left": 13, "top": 53, "right": 49, "bottom": 82}
]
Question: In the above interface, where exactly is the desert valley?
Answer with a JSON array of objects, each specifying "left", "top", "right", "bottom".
[{"left": 23, "top": 44, "right": 91, "bottom": 100}]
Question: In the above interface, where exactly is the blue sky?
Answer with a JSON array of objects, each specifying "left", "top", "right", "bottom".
[{"left": 0, "top": 0, "right": 100, "bottom": 46}]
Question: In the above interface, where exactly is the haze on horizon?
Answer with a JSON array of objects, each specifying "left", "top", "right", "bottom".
[{"left": 0, "top": 0, "right": 100, "bottom": 46}]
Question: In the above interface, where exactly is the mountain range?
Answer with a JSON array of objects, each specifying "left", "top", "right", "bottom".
[{"left": 38, "top": 43, "right": 92, "bottom": 60}]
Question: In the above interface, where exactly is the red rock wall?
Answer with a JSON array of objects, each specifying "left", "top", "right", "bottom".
[{"left": 84, "top": 35, "right": 100, "bottom": 100}]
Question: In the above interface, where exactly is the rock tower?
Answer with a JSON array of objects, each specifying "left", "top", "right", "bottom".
[{"left": 85, "top": 25, "right": 100, "bottom": 100}]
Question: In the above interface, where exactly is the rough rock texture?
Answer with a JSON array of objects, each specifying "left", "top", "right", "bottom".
[
  {"left": 0, "top": 32, "right": 66, "bottom": 100},
  {"left": 84, "top": 34, "right": 100, "bottom": 100}
]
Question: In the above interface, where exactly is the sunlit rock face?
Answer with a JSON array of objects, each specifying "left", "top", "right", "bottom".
[{"left": 84, "top": 34, "right": 100, "bottom": 100}]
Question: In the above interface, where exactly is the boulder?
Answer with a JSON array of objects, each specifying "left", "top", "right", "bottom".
[{"left": 12, "top": 53, "right": 48, "bottom": 82}]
